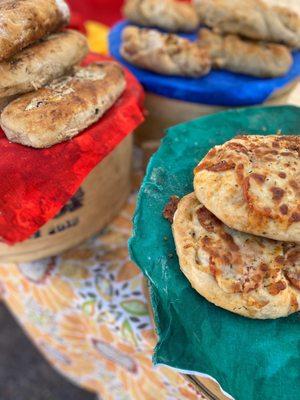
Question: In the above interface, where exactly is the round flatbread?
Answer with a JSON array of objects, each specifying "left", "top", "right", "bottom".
[
  {"left": 194, "top": 135, "right": 300, "bottom": 242},
  {"left": 172, "top": 193, "right": 300, "bottom": 319}
]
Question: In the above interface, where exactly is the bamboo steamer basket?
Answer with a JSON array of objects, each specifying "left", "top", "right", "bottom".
[{"left": 0, "top": 134, "right": 133, "bottom": 263}]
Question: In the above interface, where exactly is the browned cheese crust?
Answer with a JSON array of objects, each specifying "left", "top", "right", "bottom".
[
  {"left": 123, "top": 0, "right": 199, "bottom": 32},
  {"left": 194, "top": 135, "right": 300, "bottom": 242},
  {"left": 0, "top": 30, "right": 88, "bottom": 102},
  {"left": 121, "top": 26, "right": 211, "bottom": 77},
  {"left": 198, "top": 28, "right": 293, "bottom": 77},
  {"left": 173, "top": 193, "right": 300, "bottom": 319},
  {"left": 193, "top": 0, "right": 300, "bottom": 49},
  {"left": 0, "top": 0, "right": 70, "bottom": 61},
  {"left": 0, "top": 62, "right": 126, "bottom": 148}
]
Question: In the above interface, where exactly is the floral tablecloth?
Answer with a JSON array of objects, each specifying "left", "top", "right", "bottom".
[{"left": 0, "top": 194, "right": 205, "bottom": 400}]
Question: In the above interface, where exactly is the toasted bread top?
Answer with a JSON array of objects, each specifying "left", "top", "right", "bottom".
[
  {"left": 194, "top": 135, "right": 300, "bottom": 242},
  {"left": 173, "top": 193, "right": 300, "bottom": 318}
]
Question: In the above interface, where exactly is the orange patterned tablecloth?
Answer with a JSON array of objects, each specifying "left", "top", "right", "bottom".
[{"left": 0, "top": 195, "right": 205, "bottom": 400}]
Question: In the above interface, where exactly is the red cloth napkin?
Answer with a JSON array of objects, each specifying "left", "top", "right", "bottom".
[
  {"left": 0, "top": 53, "right": 144, "bottom": 245},
  {"left": 67, "top": 0, "right": 192, "bottom": 27},
  {"left": 67, "top": 0, "right": 123, "bottom": 26},
  {"left": 69, "top": 11, "right": 86, "bottom": 33}
]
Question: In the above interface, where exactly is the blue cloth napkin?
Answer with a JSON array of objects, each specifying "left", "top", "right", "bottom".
[{"left": 109, "top": 21, "right": 300, "bottom": 106}]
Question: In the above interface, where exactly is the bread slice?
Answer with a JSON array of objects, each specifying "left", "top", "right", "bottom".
[
  {"left": 172, "top": 193, "right": 300, "bottom": 319},
  {"left": 0, "top": 30, "right": 88, "bottom": 105},
  {"left": 194, "top": 135, "right": 300, "bottom": 242},
  {"left": 0, "top": 62, "right": 126, "bottom": 148},
  {"left": 0, "top": 0, "right": 70, "bottom": 61}
]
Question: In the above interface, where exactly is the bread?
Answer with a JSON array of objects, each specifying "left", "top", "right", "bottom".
[
  {"left": 198, "top": 28, "right": 293, "bottom": 77},
  {"left": 0, "top": 62, "right": 126, "bottom": 148},
  {"left": 0, "top": 0, "right": 70, "bottom": 61},
  {"left": 123, "top": 0, "right": 199, "bottom": 32},
  {"left": 193, "top": 0, "right": 300, "bottom": 49},
  {"left": 194, "top": 135, "right": 300, "bottom": 242},
  {"left": 0, "top": 30, "right": 88, "bottom": 106},
  {"left": 121, "top": 26, "right": 211, "bottom": 77},
  {"left": 172, "top": 193, "right": 300, "bottom": 319},
  {"left": 0, "top": 96, "right": 16, "bottom": 112}
]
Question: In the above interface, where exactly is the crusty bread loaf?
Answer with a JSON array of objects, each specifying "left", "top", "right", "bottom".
[
  {"left": 0, "top": 62, "right": 126, "bottom": 148},
  {"left": 121, "top": 26, "right": 211, "bottom": 77},
  {"left": 0, "top": 96, "right": 16, "bottom": 112},
  {"left": 198, "top": 28, "right": 293, "bottom": 77},
  {"left": 193, "top": 0, "right": 300, "bottom": 49},
  {"left": 172, "top": 193, "right": 300, "bottom": 319},
  {"left": 0, "top": 0, "right": 70, "bottom": 61},
  {"left": 0, "top": 30, "right": 88, "bottom": 105},
  {"left": 123, "top": 0, "right": 199, "bottom": 32}
]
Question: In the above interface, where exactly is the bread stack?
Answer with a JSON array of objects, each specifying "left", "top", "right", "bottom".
[
  {"left": 122, "top": 0, "right": 210, "bottom": 78},
  {"left": 195, "top": 0, "right": 299, "bottom": 77},
  {"left": 167, "top": 135, "right": 300, "bottom": 319},
  {"left": 121, "top": 0, "right": 300, "bottom": 78},
  {"left": 0, "top": 0, "right": 126, "bottom": 148}
]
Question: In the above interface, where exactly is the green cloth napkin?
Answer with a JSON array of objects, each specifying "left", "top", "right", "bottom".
[{"left": 129, "top": 106, "right": 300, "bottom": 400}]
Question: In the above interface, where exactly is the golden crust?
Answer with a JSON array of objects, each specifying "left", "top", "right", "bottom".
[
  {"left": 0, "top": 30, "right": 88, "bottom": 101},
  {"left": 194, "top": 135, "right": 300, "bottom": 242},
  {"left": 193, "top": 0, "right": 300, "bottom": 48},
  {"left": 173, "top": 193, "right": 300, "bottom": 319},
  {"left": 123, "top": 0, "right": 199, "bottom": 32},
  {"left": 0, "top": 62, "right": 126, "bottom": 148},
  {"left": 198, "top": 28, "right": 292, "bottom": 77},
  {"left": 121, "top": 26, "right": 211, "bottom": 77},
  {"left": 0, "top": 0, "right": 70, "bottom": 61}
]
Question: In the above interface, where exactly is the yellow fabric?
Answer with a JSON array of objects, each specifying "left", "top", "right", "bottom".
[{"left": 85, "top": 21, "right": 109, "bottom": 55}]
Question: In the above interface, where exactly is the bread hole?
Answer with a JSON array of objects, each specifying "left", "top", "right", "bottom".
[
  {"left": 25, "top": 99, "right": 45, "bottom": 111},
  {"left": 95, "top": 108, "right": 100, "bottom": 115}
]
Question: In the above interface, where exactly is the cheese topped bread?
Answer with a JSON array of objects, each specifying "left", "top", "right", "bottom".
[
  {"left": 194, "top": 135, "right": 300, "bottom": 242},
  {"left": 0, "top": 30, "right": 88, "bottom": 105},
  {"left": 0, "top": 62, "right": 126, "bottom": 148},
  {"left": 172, "top": 193, "right": 300, "bottom": 319},
  {"left": 0, "top": 0, "right": 70, "bottom": 61}
]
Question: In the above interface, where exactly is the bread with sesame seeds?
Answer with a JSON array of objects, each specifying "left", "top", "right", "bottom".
[
  {"left": 0, "top": 0, "right": 70, "bottom": 61},
  {"left": 194, "top": 135, "right": 300, "bottom": 242},
  {"left": 0, "top": 30, "right": 88, "bottom": 107},
  {"left": 0, "top": 62, "right": 126, "bottom": 148},
  {"left": 172, "top": 193, "right": 300, "bottom": 318}
]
